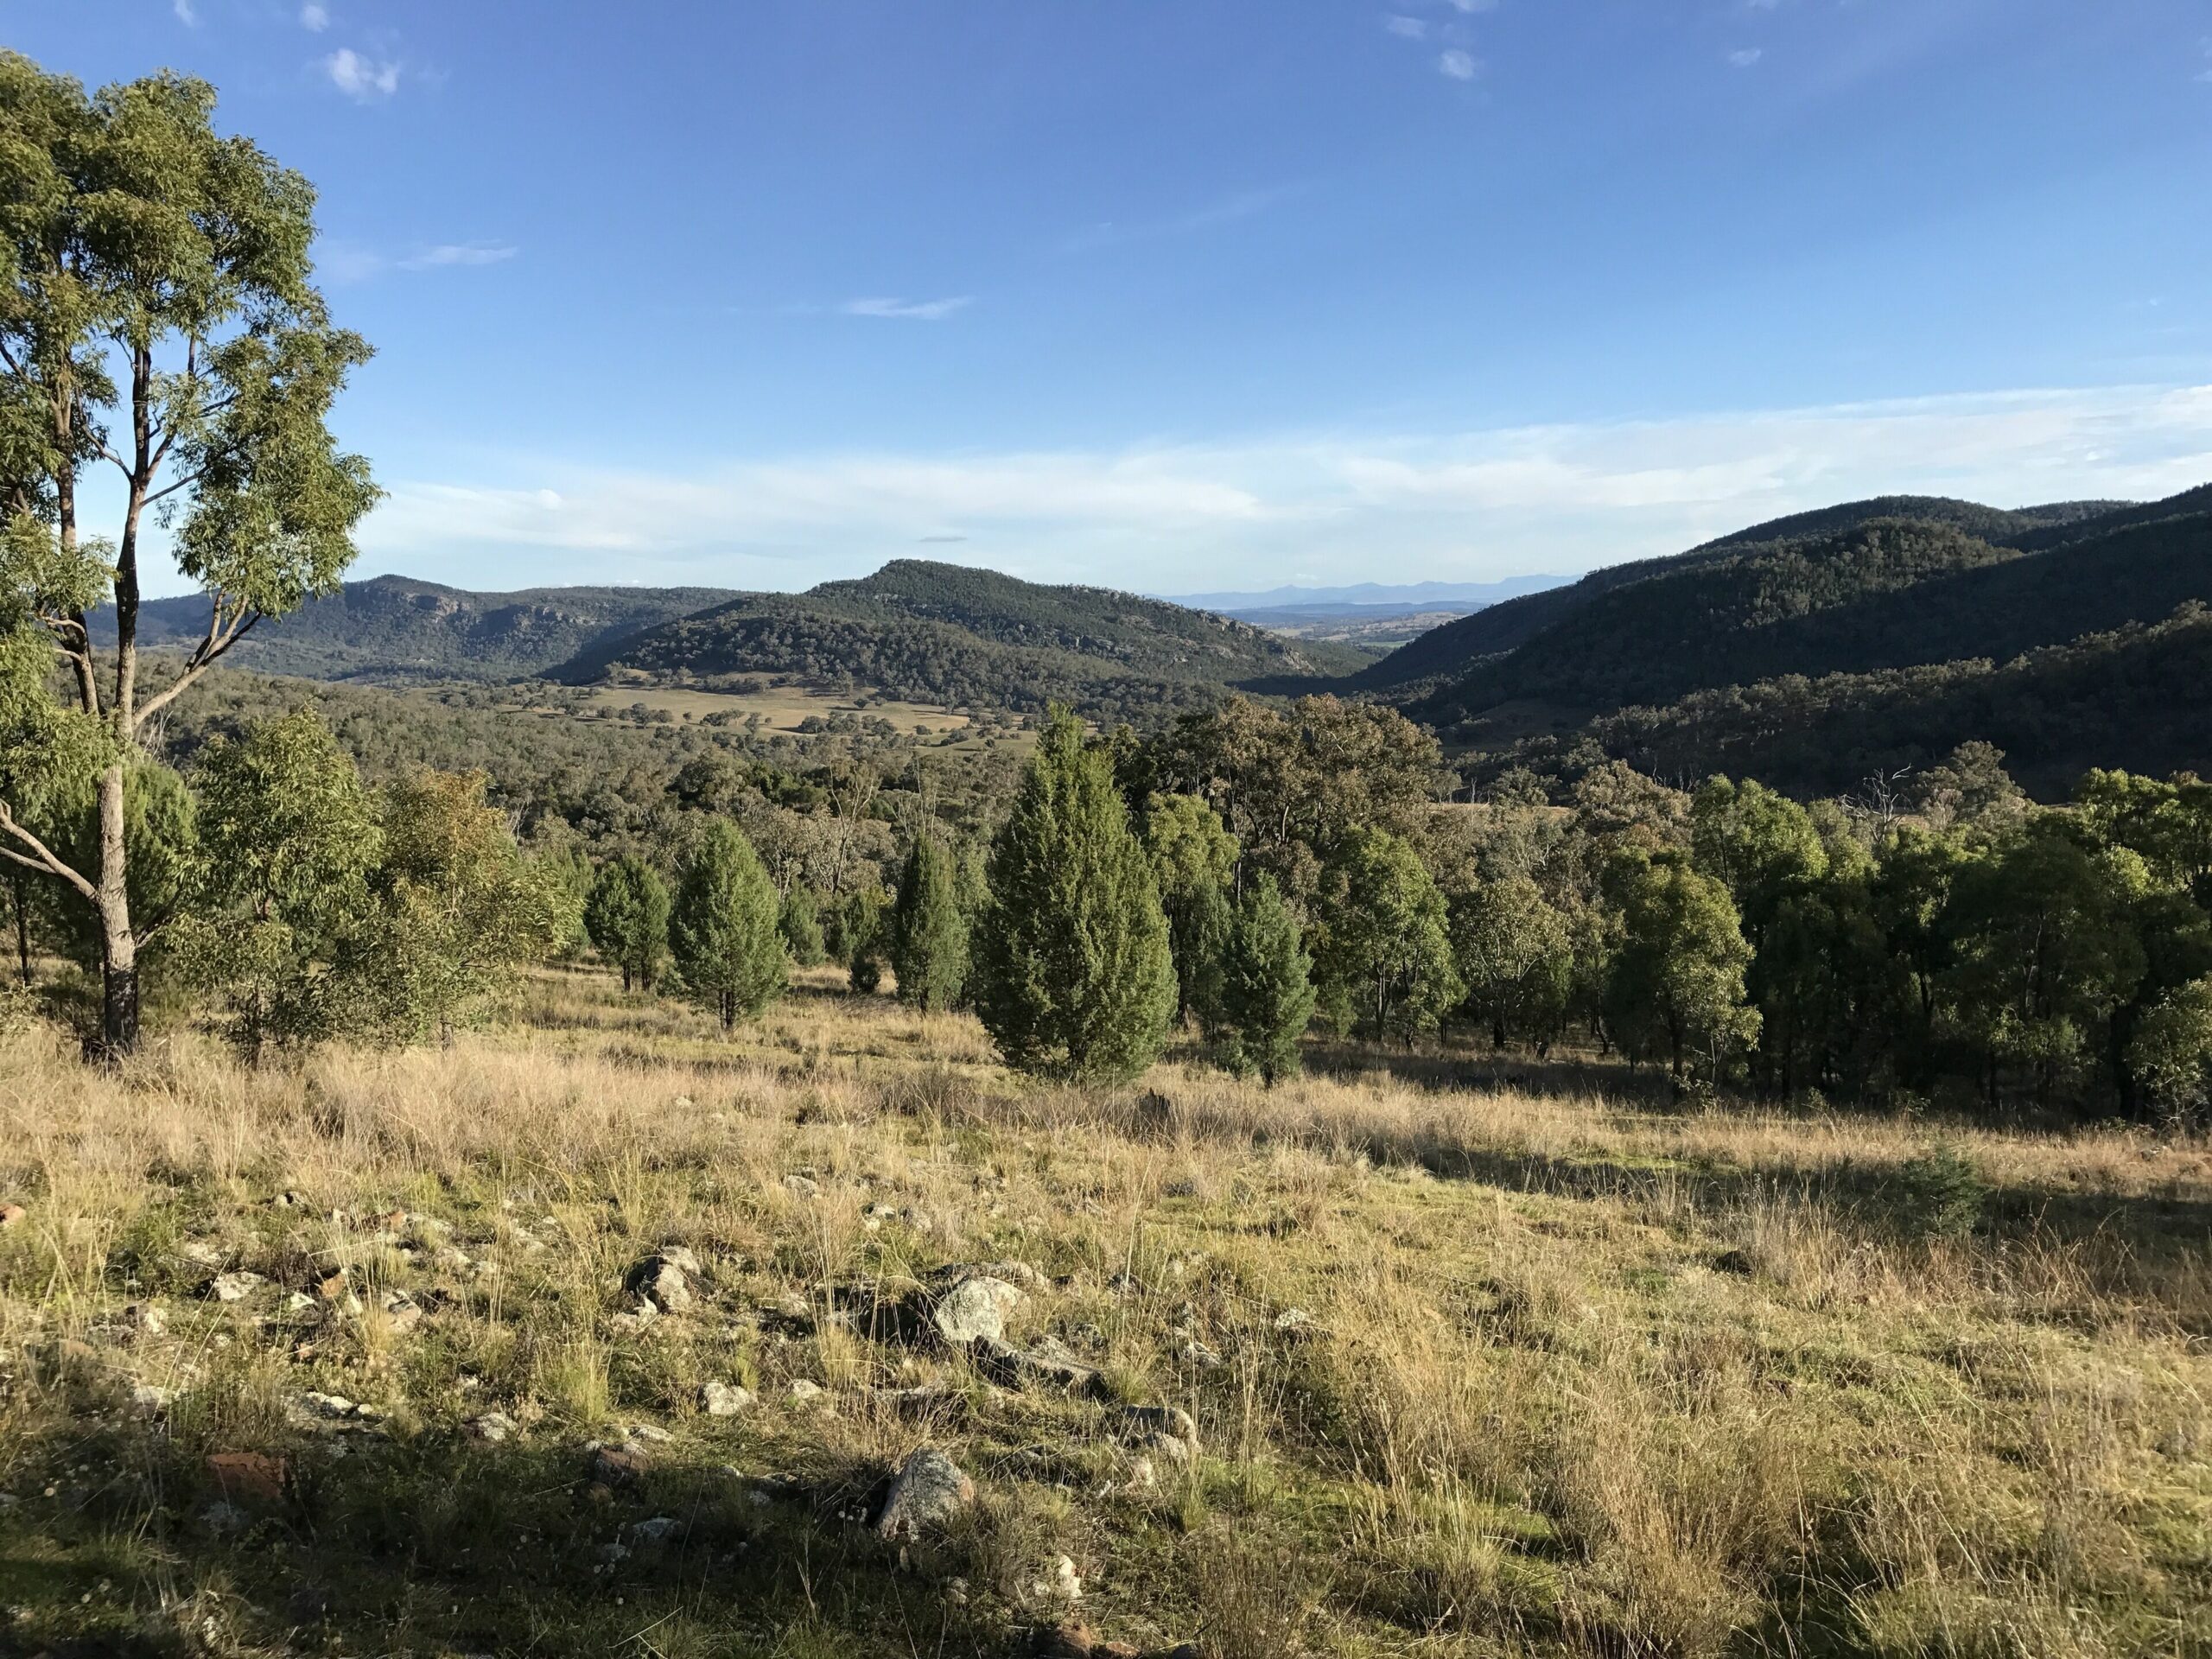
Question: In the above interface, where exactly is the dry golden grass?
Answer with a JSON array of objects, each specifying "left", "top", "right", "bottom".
[{"left": 0, "top": 971, "right": 2205, "bottom": 1657}]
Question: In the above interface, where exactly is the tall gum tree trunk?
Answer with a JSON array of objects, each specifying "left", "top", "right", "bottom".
[{"left": 95, "top": 763, "right": 137, "bottom": 1056}]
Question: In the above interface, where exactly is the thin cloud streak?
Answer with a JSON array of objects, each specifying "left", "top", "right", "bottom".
[
  {"left": 840, "top": 296, "right": 973, "bottom": 321},
  {"left": 397, "top": 243, "right": 519, "bottom": 270},
  {"left": 353, "top": 385, "right": 2212, "bottom": 592}
]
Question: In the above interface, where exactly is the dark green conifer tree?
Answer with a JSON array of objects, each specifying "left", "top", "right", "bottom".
[
  {"left": 585, "top": 855, "right": 671, "bottom": 992},
  {"left": 669, "top": 822, "right": 787, "bottom": 1029},
  {"left": 890, "top": 833, "right": 969, "bottom": 1012},
  {"left": 975, "top": 709, "right": 1175, "bottom": 1083},
  {"left": 778, "top": 886, "right": 827, "bottom": 966},
  {"left": 1217, "top": 875, "right": 1317, "bottom": 1085}
]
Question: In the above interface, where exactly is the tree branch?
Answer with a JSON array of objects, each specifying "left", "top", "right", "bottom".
[
  {"left": 130, "top": 599, "right": 264, "bottom": 731},
  {"left": 0, "top": 805, "right": 97, "bottom": 902}
]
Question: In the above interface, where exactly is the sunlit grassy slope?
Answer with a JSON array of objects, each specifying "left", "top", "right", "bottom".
[{"left": 0, "top": 969, "right": 2206, "bottom": 1658}]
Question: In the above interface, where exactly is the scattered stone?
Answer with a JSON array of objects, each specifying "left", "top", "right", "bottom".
[
  {"left": 1140, "top": 1432, "right": 1192, "bottom": 1467},
  {"left": 789, "top": 1378, "right": 831, "bottom": 1411},
  {"left": 630, "top": 1514, "right": 681, "bottom": 1543},
  {"left": 874, "top": 1446, "right": 975, "bottom": 1541},
  {"left": 198, "top": 1498, "right": 251, "bottom": 1535},
  {"left": 782, "top": 1173, "right": 821, "bottom": 1199},
  {"left": 0, "top": 1201, "right": 25, "bottom": 1228},
  {"left": 380, "top": 1292, "right": 424, "bottom": 1334},
  {"left": 205, "top": 1451, "right": 288, "bottom": 1505},
  {"left": 931, "top": 1274, "right": 1025, "bottom": 1345},
  {"left": 591, "top": 1443, "right": 651, "bottom": 1489},
  {"left": 626, "top": 1252, "right": 696, "bottom": 1314},
  {"left": 1172, "top": 1338, "right": 1224, "bottom": 1370},
  {"left": 271, "top": 1190, "right": 305, "bottom": 1209},
  {"left": 1028, "top": 1554, "right": 1083, "bottom": 1605},
  {"left": 284, "top": 1292, "right": 317, "bottom": 1313},
  {"left": 1035, "top": 1623, "right": 1099, "bottom": 1657},
  {"left": 179, "top": 1240, "right": 226, "bottom": 1268},
  {"left": 624, "top": 1421, "right": 675, "bottom": 1445},
  {"left": 466, "top": 1412, "right": 518, "bottom": 1444},
  {"left": 300, "top": 1391, "right": 358, "bottom": 1420},
  {"left": 314, "top": 1272, "right": 353, "bottom": 1303},
  {"left": 1273, "top": 1306, "right": 1316, "bottom": 1334},
  {"left": 976, "top": 1333, "right": 1101, "bottom": 1395},
  {"left": 123, "top": 1301, "right": 166, "bottom": 1337},
  {"left": 658, "top": 1244, "right": 703, "bottom": 1275},
  {"left": 205, "top": 1271, "right": 265, "bottom": 1303},
  {"left": 1112, "top": 1404, "right": 1198, "bottom": 1448},
  {"left": 130, "top": 1384, "right": 175, "bottom": 1419},
  {"left": 702, "top": 1381, "right": 755, "bottom": 1417}
]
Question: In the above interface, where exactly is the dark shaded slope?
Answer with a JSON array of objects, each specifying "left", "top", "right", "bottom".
[
  {"left": 1563, "top": 603, "right": 2212, "bottom": 801},
  {"left": 1420, "top": 510, "right": 2212, "bottom": 726},
  {"left": 1351, "top": 494, "right": 2084, "bottom": 691}
]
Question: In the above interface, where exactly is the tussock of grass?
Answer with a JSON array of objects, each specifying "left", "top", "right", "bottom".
[{"left": 0, "top": 973, "right": 2205, "bottom": 1656}]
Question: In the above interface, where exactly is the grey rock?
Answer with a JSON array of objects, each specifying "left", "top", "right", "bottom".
[
  {"left": 130, "top": 1383, "right": 175, "bottom": 1418},
  {"left": 1113, "top": 1404, "right": 1199, "bottom": 1449},
  {"left": 702, "top": 1381, "right": 755, "bottom": 1417},
  {"left": 205, "top": 1271, "right": 265, "bottom": 1303},
  {"left": 976, "top": 1333, "right": 1101, "bottom": 1394},
  {"left": 467, "top": 1412, "right": 518, "bottom": 1443},
  {"left": 874, "top": 1446, "right": 975, "bottom": 1540},
  {"left": 931, "top": 1275, "right": 1025, "bottom": 1345},
  {"left": 626, "top": 1255, "right": 694, "bottom": 1313}
]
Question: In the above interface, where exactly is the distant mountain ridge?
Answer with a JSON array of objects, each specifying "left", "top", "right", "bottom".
[
  {"left": 98, "top": 574, "right": 742, "bottom": 683},
  {"left": 1165, "top": 575, "right": 1566, "bottom": 613},
  {"left": 555, "top": 558, "right": 1372, "bottom": 716}
]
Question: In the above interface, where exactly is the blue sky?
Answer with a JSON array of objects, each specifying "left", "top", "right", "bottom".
[{"left": 16, "top": 0, "right": 2212, "bottom": 596}]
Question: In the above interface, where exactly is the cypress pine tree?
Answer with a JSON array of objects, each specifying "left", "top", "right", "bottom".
[
  {"left": 890, "top": 832, "right": 969, "bottom": 1012},
  {"left": 1145, "top": 792, "right": 1239, "bottom": 1025},
  {"left": 669, "top": 822, "right": 788, "bottom": 1030},
  {"left": 1217, "top": 875, "right": 1318, "bottom": 1086},
  {"left": 843, "top": 888, "right": 889, "bottom": 994},
  {"left": 585, "top": 855, "right": 671, "bottom": 992},
  {"left": 778, "top": 886, "right": 827, "bottom": 966},
  {"left": 976, "top": 709, "right": 1175, "bottom": 1083}
]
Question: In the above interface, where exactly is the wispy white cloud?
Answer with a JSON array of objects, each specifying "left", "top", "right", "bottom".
[
  {"left": 1062, "top": 183, "right": 1302, "bottom": 253},
  {"left": 1728, "top": 48, "right": 1764, "bottom": 68},
  {"left": 351, "top": 385, "right": 2212, "bottom": 592},
  {"left": 839, "top": 296, "right": 973, "bottom": 321},
  {"left": 173, "top": 0, "right": 197, "bottom": 22},
  {"left": 323, "top": 47, "right": 401, "bottom": 102},
  {"left": 301, "top": 3, "right": 330, "bottom": 30},
  {"left": 1384, "top": 16, "right": 1428, "bottom": 40},
  {"left": 315, "top": 240, "right": 515, "bottom": 283},
  {"left": 398, "top": 243, "right": 518, "bottom": 270},
  {"left": 1446, "top": 0, "right": 1498, "bottom": 11},
  {"left": 1438, "top": 49, "right": 1479, "bottom": 79}
]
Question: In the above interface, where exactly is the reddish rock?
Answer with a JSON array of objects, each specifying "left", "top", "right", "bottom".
[
  {"left": 0, "top": 1202, "right": 26, "bottom": 1229},
  {"left": 591, "top": 1443, "right": 651, "bottom": 1489},
  {"left": 206, "top": 1451, "right": 289, "bottom": 1505}
]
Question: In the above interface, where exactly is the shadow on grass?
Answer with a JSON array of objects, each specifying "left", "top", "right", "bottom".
[{"left": 0, "top": 1415, "right": 979, "bottom": 1659}]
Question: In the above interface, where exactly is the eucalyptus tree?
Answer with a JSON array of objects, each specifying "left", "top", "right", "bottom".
[{"left": 0, "top": 54, "right": 377, "bottom": 1055}]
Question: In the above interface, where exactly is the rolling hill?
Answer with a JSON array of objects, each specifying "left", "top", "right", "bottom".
[
  {"left": 1416, "top": 486, "right": 2212, "bottom": 797},
  {"left": 553, "top": 558, "right": 1372, "bottom": 715},
  {"left": 1357, "top": 494, "right": 2138, "bottom": 693},
  {"left": 99, "top": 575, "right": 742, "bottom": 683}
]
